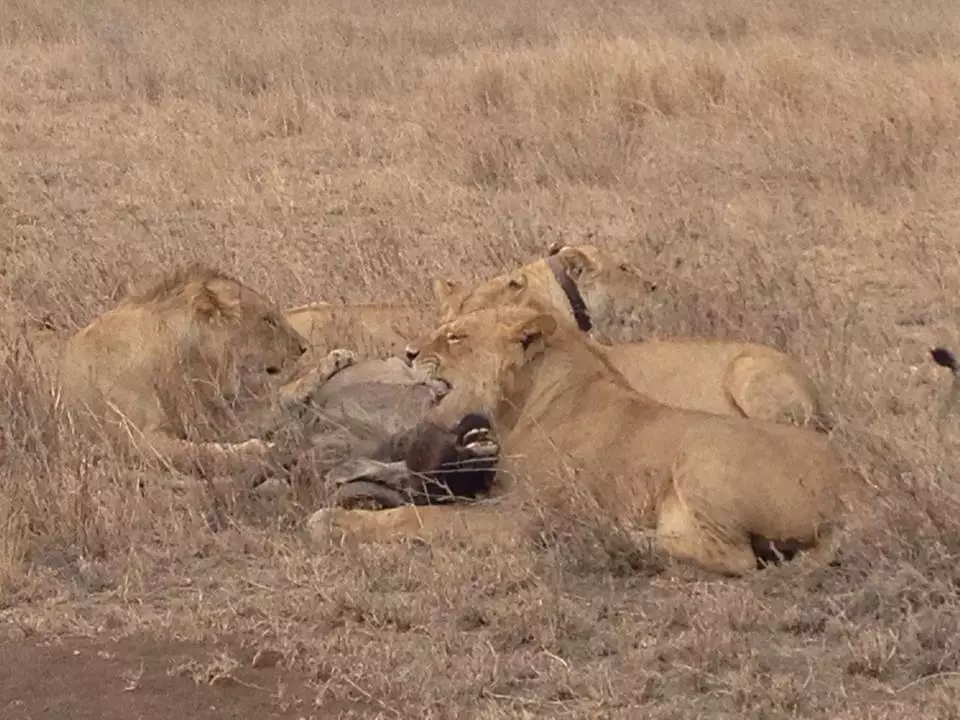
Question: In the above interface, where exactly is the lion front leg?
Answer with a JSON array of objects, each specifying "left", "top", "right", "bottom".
[
  {"left": 138, "top": 430, "right": 283, "bottom": 486},
  {"left": 306, "top": 503, "right": 517, "bottom": 547}
]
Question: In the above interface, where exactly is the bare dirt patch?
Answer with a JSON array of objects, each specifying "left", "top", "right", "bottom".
[{"left": 0, "top": 630, "right": 357, "bottom": 720}]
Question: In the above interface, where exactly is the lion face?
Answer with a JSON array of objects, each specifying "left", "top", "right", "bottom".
[
  {"left": 194, "top": 278, "right": 309, "bottom": 404},
  {"left": 411, "top": 305, "right": 558, "bottom": 428},
  {"left": 433, "top": 245, "right": 654, "bottom": 338}
]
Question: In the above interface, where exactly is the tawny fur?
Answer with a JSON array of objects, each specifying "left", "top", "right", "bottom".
[
  {"left": 311, "top": 304, "right": 854, "bottom": 577},
  {"left": 430, "top": 244, "right": 827, "bottom": 429},
  {"left": 283, "top": 301, "right": 428, "bottom": 359},
  {"left": 59, "top": 263, "right": 351, "bottom": 479}
]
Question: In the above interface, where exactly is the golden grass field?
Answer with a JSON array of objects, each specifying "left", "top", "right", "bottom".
[{"left": 3, "top": 0, "right": 960, "bottom": 716}]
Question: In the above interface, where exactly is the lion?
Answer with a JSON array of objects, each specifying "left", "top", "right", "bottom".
[
  {"left": 59, "top": 263, "right": 354, "bottom": 481},
  {"left": 283, "top": 301, "right": 427, "bottom": 358},
  {"left": 311, "top": 303, "right": 854, "bottom": 577},
  {"left": 425, "top": 243, "right": 827, "bottom": 429}
]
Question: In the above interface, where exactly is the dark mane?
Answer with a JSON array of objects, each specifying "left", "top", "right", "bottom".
[{"left": 123, "top": 263, "right": 238, "bottom": 306}]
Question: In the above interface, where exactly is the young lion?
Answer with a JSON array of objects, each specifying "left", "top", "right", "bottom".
[
  {"left": 313, "top": 303, "right": 854, "bottom": 577},
  {"left": 283, "top": 301, "right": 427, "bottom": 359},
  {"left": 59, "top": 263, "right": 353, "bottom": 480},
  {"left": 426, "top": 244, "right": 827, "bottom": 430}
]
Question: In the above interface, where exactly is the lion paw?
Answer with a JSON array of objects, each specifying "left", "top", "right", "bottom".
[
  {"left": 306, "top": 506, "right": 378, "bottom": 545},
  {"left": 306, "top": 507, "right": 348, "bottom": 545},
  {"left": 323, "top": 348, "right": 358, "bottom": 377}
]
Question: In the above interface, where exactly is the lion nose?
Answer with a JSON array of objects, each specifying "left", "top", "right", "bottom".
[{"left": 404, "top": 345, "right": 420, "bottom": 365}]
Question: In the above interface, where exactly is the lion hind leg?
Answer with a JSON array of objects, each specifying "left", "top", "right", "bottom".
[
  {"left": 724, "top": 353, "right": 820, "bottom": 428},
  {"left": 655, "top": 487, "right": 757, "bottom": 577}
]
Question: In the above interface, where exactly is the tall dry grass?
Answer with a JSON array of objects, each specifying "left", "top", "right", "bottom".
[{"left": 3, "top": 0, "right": 960, "bottom": 715}]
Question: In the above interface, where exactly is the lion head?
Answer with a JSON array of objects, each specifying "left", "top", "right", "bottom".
[
  {"left": 411, "top": 303, "right": 576, "bottom": 429},
  {"left": 149, "top": 265, "right": 308, "bottom": 402},
  {"left": 62, "top": 263, "right": 311, "bottom": 442},
  {"left": 429, "top": 244, "right": 656, "bottom": 347}
]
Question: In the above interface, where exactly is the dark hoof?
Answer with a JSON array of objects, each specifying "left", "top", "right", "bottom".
[
  {"left": 455, "top": 413, "right": 500, "bottom": 458},
  {"left": 454, "top": 412, "right": 493, "bottom": 439}
]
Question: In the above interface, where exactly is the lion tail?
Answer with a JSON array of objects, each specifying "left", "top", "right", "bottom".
[
  {"left": 931, "top": 347, "right": 960, "bottom": 419},
  {"left": 931, "top": 347, "right": 959, "bottom": 375}
]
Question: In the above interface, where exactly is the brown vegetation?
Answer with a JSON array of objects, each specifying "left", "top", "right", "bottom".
[{"left": 2, "top": 0, "right": 960, "bottom": 716}]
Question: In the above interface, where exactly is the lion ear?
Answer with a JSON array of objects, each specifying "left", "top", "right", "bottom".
[
  {"left": 511, "top": 312, "right": 558, "bottom": 351},
  {"left": 433, "top": 278, "right": 463, "bottom": 312},
  {"left": 506, "top": 271, "right": 527, "bottom": 290},
  {"left": 191, "top": 278, "right": 240, "bottom": 321},
  {"left": 555, "top": 246, "right": 596, "bottom": 279}
]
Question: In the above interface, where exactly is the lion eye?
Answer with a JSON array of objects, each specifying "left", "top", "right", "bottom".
[{"left": 446, "top": 332, "right": 465, "bottom": 344}]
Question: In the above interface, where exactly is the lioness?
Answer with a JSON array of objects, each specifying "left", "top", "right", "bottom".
[
  {"left": 426, "top": 244, "right": 826, "bottom": 429},
  {"left": 59, "top": 263, "right": 352, "bottom": 479},
  {"left": 284, "top": 301, "right": 426, "bottom": 358},
  {"left": 313, "top": 304, "right": 852, "bottom": 576}
]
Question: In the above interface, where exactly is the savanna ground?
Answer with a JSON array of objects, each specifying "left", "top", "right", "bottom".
[{"left": 2, "top": 0, "right": 960, "bottom": 717}]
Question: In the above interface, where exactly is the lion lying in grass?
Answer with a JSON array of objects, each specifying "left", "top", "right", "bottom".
[
  {"left": 283, "top": 301, "right": 426, "bottom": 358},
  {"left": 427, "top": 244, "right": 827, "bottom": 429},
  {"left": 312, "top": 303, "right": 853, "bottom": 576},
  {"left": 59, "top": 263, "right": 353, "bottom": 480}
]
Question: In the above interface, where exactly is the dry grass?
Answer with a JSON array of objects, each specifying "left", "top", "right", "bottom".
[{"left": 3, "top": 0, "right": 960, "bottom": 715}]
